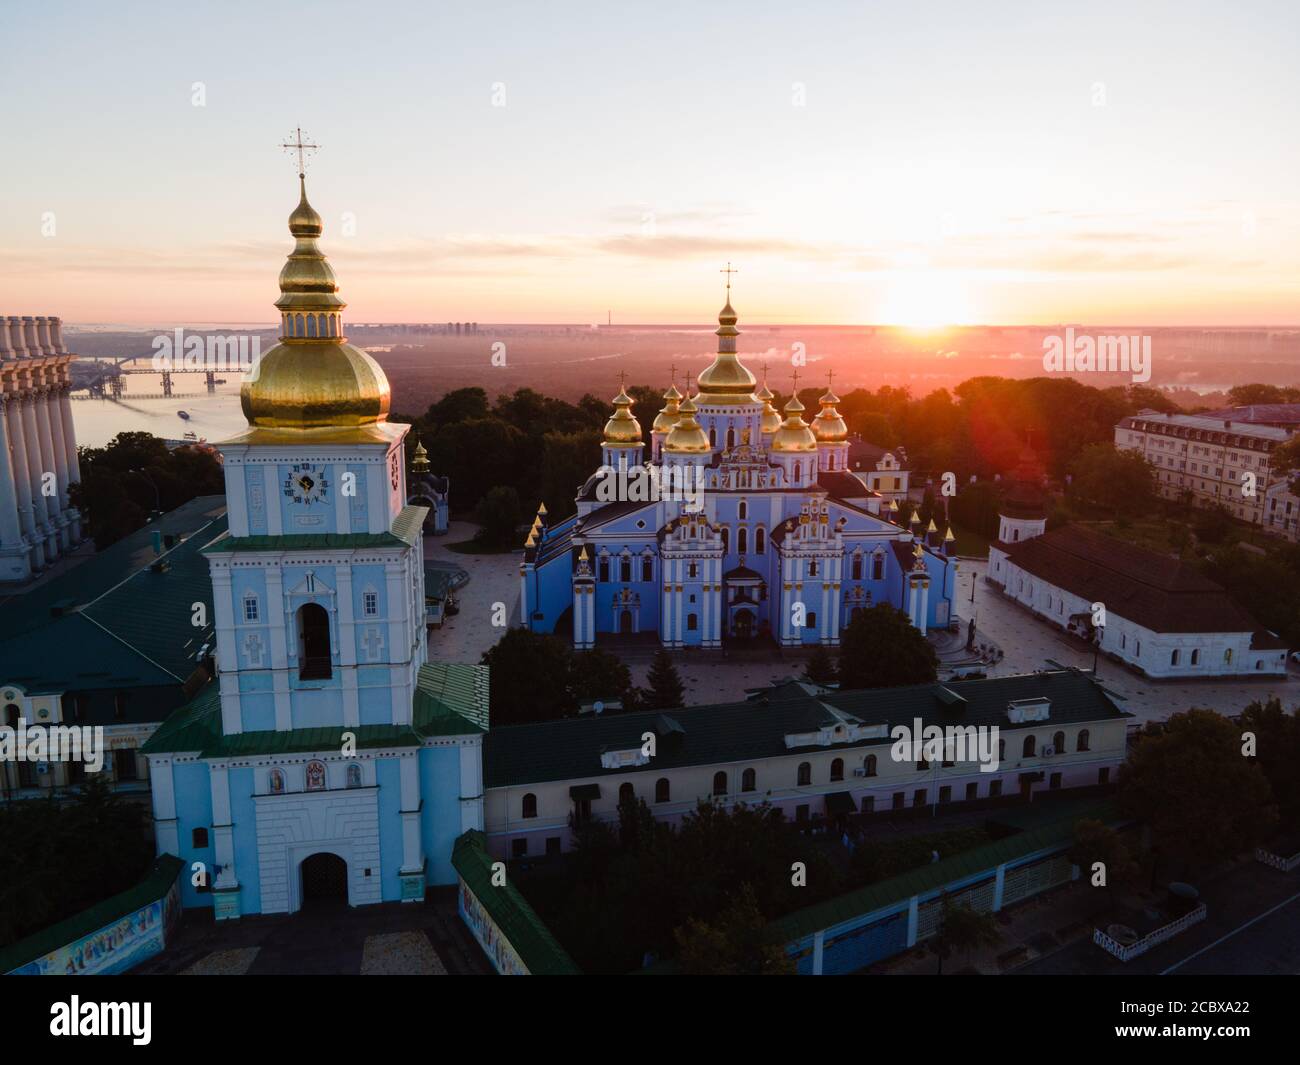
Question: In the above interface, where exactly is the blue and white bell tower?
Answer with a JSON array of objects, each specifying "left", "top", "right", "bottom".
[{"left": 144, "top": 159, "right": 487, "bottom": 921}]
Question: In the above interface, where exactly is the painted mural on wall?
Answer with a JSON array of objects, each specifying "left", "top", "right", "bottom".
[
  {"left": 9, "top": 881, "right": 181, "bottom": 976},
  {"left": 458, "top": 878, "right": 529, "bottom": 976}
]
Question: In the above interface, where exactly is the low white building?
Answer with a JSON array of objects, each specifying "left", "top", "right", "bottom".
[
  {"left": 480, "top": 670, "right": 1130, "bottom": 860},
  {"left": 1264, "top": 480, "right": 1299, "bottom": 543},
  {"left": 989, "top": 525, "right": 1288, "bottom": 678}
]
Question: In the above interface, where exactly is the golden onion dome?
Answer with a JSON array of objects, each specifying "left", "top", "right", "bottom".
[
  {"left": 652, "top": 390, "right": 681, "bottom": 434},
  {"left": 812, "top": 387, "right": 849, "bottom": 442},
  {"left": 664, "top": 393, "right": 711, "bottom": 454},
  {"left": 696, "top": 298, "right": 757, "bottom": 405},
  {"left": 411, "top": 438, "right": 431, "bottom": 473},
  {"left": 602, "top": 386, "right": 643, "bottom": 445},
  {"left": 241, "top": 176, "right": 391, "bottom": 430},
  {"left": 771, "top": 395, "right": 818, "bottom": 453}
]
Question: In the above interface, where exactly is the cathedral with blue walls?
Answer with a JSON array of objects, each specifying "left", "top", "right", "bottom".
[
  {"left": 142, "top": 174, "right": 487, "bottom": 919},
  {"left": 521, "top": 290, "right": 957, "bottom": 648}
]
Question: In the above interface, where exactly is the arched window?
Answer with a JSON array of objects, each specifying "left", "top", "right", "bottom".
[
  {"left": 737, "top": 527, "right": 748, "bottom": 554},
  {"left": 709, "top": 427, "right": 717, "bottom": 447},
  {"left": 1171, "top": 649, "right": 1180, "bottom": 666},
  {"left": 738, "top": 500, "right": 748, "bottom": 520},
  {"left": 1077, "top": 729, "right": 1090, "bottom": 752},
  {"left": 871, "top": 553, "right": 884, "bottom": 581},
  {"left": 619, "top": 782, "right": 635, "bottom": 807},
  {"left": 307, "top": 314, "right": 318, "bottom": 338},
  {"left": 297, "top": 602, "right": 332, "bottom": 679},
  {"left": 3, "top": 703, "right": 18, "bottom": 728},
  {"left": 642, "top": 555, "right": 653, "bottom": 582},
  {"left": 1022, "top": 735, "right": 1036, "bottom": 758},
  {"left": 712, "top": 771, "right": 727, "bottom": 796},
  {"left": 522, "top": 793, "right": 537, "bottom": 819},
  {"left": 269, "top": 769, "right": 285, "bottom": 795},
  {"left": 328, "top": 315, "right": 338, "bottom": 337},
  {"left": 1190, "top": 648, "right": 1200, "bottom": 665},
  {"left": 295, "top": 313, "right": 304, "bottom": 336},
  {"left": 852, "top": 553, "right": 863, "bottom": 580},
  {"left": 305, "top": 760, "right": 326, "bottom": 791},
  {"left": 687, "top": 613, "right": 698, "bottom": 631},
  {"left": 598, "top": 556, "right": 610, "bottom": 582},
  {"left": 346, "top": 763, "right": 362, "bottom": 789},
  {"left": 726, "top": 428, "right": 736, "bottom": 449},
  {"left": 620, "top": 555, "right": 632, "bottom": 582},
  {"left": 721, "top": 528, "right": 729, "bottom": 552},
  {"left": 655, "top": 778, "right": 670, "bottom": 803},
  {"left": 1052, "top": 731, "right": 1065, "bottom": 754},
  {"left": 864, "top": 754, "right": 877, "bottom": 776},
  {"left": 797, "top": 762, "right": 811, "bottom": 786},
  {"left": 809, "top": 559, "right": 819, "bottom": 577},
  {"left": 755, "top": 527, "right": 766, "bottom": 554},
  {"left": 830, "top": 758, "right": 844, "bottom": 782},
  {"left": 741, "top": 768, "right": 756, "bottom": 792}
]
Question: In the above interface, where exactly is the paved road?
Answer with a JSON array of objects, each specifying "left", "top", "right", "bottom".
[{"left": 1161, "top": 890, "right": 1300, "bottom": 976}]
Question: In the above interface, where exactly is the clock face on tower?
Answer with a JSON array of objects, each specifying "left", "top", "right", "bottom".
[{"left": 284, "top": 463, "right": 331, "bottom": 506}]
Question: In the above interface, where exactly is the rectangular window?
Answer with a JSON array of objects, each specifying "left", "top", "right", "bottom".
[
  {"left": 511, "top": 838, "right": 528, "bottom": 858},
  {"left": 965, "top": 782, "right": 978, "bottom": 801},
  {"left": 1049, "top": 772, "right": 1062, "bottom": 790},
  {"left": 913, "top": 788, "right": 927, "bottom": 807},
  {"left": 939, "top": 785, "right": 952, "bottom": 804},
  {"left": 989, "top": 779, "right": 1002, "bottom": 798},
  {"left": 243, "top": 597, "right": 259, "bottom": 622},
  {"left": 795, "top": 804, "right": 810, "bottom": 823},
  {"left": 891, "top": 791, "right": 905, "bottom": 810},
  {"left": 1098, "top": 767, "right": 1111, "bottom": 786},
  {"left": 113, "top": 748, "right": 139, "bottom": 781},
  {"left": 363, "top": 591, "right": 378, "bottom": 617},
  {"left": 861, "top": 795, "right": 875, "bottom": 813},
  {"left": 546, "top": 837, "right": 561, "bottom": 857}
]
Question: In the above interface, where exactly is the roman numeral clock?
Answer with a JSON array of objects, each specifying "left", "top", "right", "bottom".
[{"left": 283, "top": 462, "right": 331, "bottom": 506}]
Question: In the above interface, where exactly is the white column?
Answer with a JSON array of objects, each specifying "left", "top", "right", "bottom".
[
  {"left": 266, "top": 569, "right": 291, "bottom": 730},
  {"left": 150, "top": 759, "right": 180, "bottom": 856},
  {"left": 33, "top": 384, "right": 65, "bottom": 545},
  {"left": 10, "top": 396, "right": 44, "bottom": 568},
  {"left": 210, "top": 764, "right": 238, "bottom": 890},
  {"left": 19, "top": 393, "right": 56, "bottom": 558},
  {"left": 0, "top": 399, "right": 26, "bottom": 549},
  {"left": 399, "top": 754, "right": 425, "bottom": 880}
]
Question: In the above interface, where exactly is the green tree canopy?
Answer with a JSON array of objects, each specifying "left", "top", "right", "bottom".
[{"left": 837, "top": 604, "right": 939, "bottom": 690}]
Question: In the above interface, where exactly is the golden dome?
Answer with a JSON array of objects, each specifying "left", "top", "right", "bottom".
[
  {"left": 411, "top": 438, "right": 431, "bottom": 473},
  {"left": 812, "top": 384, "right": 849, "bottom": 442},
  {"left": 696, "top": 298, "right": 757, "bottom": 405},
  {"left": 602, "top": 386, "right": 643, "bottom": 445},
  {"left": 771, "top": 394, "right": 818, "bottom": 453},
  {"left": 652, "top": 386, "right": 682, "bottom": 434},
  {"left": 241, "top": 177, "right": 391, "bottom": 430},
  {"left": 664, "top": 392, "right": 711, "bottom": 454}
]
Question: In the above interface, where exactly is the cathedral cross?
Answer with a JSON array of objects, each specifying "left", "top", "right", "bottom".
[
  {"left": 720, "top": 262, "right": 739, "bottom": 295},
  {"left": 280, "top": 127, "right": 319, "bottom": 178}
]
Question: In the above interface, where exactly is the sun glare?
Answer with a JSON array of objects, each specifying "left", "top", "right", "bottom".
[{"left": 878, "top": 271, "right": 974, "bottom": 329}]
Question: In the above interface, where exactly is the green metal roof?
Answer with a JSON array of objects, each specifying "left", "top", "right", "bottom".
[
  {"left": 0, "top": 496, "right": 226, "bottom": 640},
  {"left": 451, "top": 831, "right": 580, "bottom": 975},
  {"left": 766, "top": 799, "right": 1119, "bottom": 943},
  {"left": 0, "top": 501, "right": 226, "bottom": 699},
  {"left": 143, "top": 661, "right": 487, "bottom": 757},
  {"left": 0, "top": 854, "right": 184, "bottom": 974},
  {"left": 484, "top": 670, "right": 1129, "bottom": 789},
  {"left": 204, "top": 504, "right": 428, "bottom": 555}
]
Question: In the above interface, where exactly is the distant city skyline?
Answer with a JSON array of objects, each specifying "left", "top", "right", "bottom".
[{"left": 2, "top": 0, "right": 1297, "bottom": 327}]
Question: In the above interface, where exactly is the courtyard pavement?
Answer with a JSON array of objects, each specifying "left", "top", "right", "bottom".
[
  {"left": 133, "top": 890, "right": 492, "bottom": 976},
  {"left": 954, "top": 558, "right": 1299, "bottom": 726},
  {"left": 423, "top": 528, "right": 1298, "bottom": 718}
]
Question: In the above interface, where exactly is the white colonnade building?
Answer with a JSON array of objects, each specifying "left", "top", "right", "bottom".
[{"left": 0, "top": 315, "right": 83, "bottom": 582}]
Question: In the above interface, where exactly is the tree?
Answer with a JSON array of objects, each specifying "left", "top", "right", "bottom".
[
  {"left": 837, "top": 604, "right": 939, "bottom": 690},
  {"left": 539, "top": 430, "right": 602, "bottom": 521},
  {"left": 1237, "top": 699, "right": 1300, "bottom": 832},
  {"left": 1069, "top": 818, "right": 1142, "bottom": 915},
  {"left": 1120, "top": 709, "right": 1277, "bottom": 875},
  {"left": 675, "top": 884, "right": 795, "bottom": 975},
  {"left": 480, "top": 628, "right": 576, "bottom": 724},
  {"left": 1067, "top": 442, "right": 1156, "bottom": 518},
  {"left": 569, "top": 649, "right": 634, "bottom": 708},
  {"left": 803, "top": 644, "right": 838, "bottom": 686},
  {"left": 928, "top": 894, "right": 1000, "bottom": 974},
  {"left": 641, "top": 649, "right": 685, "bottom": 709},
  {"left": 472, "top": 485, "right": 524, "bottom": 549}
]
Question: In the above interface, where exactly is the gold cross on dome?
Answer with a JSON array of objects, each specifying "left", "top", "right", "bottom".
[
  {"left": 280, "top": 127, "right": 319, "bottom": 178},
  {"left": 720, "top": 261, "right": 739, "bottom": 294}
]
